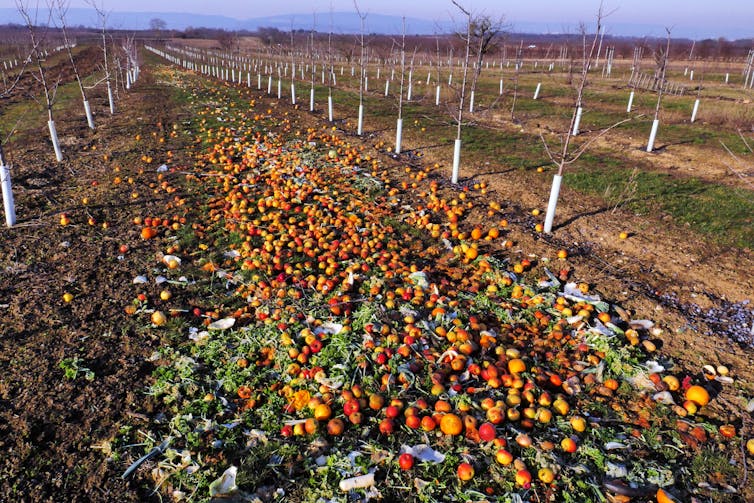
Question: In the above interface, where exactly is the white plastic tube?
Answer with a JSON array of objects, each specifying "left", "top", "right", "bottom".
[
  {"left": 291, "top": 83, "right": 296, "bottom": 104},
  {"left": 384, "top": 79, "right": 389, "bottom": 96},
  {"left": 691, "top": 99, "right": 700, "bottom": 123},
  {"left": 107, "top": 83, "right": 115, "bottom": 114},
  {"left": 258, "top": 73, "right": 261, "bottom": 89},
  {"left": 357, "top": 104, "right": 364, "bottom": 136},
  {"left": 267, "top": 75, "right": 272, "bottom": 94},
  {"left": 407, "top": 79, "right": 412, "bottom": 101},
  {"left": 627, "top": 90, "right": 635, "bottom": 113},
  {"left": 395, "top": 118, "right": 403, "bottom": 154},
  {"left": 469, "top": 90, "right": 475, "bottom": 113},
  {"left": 435, "top": 85, "right": 441, "bottom": 105},
  {"left": 543, "top": 174, "right": 562, "bottom": 233},
  {"left": 83, "top": 100, "right": 95, "bottom": 130},
  {"left": 277, "top": 79, "right": 282, "bottom": 99},
  {"left": 533, "top": 82, "right": 541, "bottom": 99},
  {"left": 499, "top": 78, "right": 503, "bottom": 95},
  {"left": 646, "top": 118, "right": 659, "bottom": 152},
  {"left": 451, "top": 138, "right": 461, "bottom": 184},
  {"left": 309, "top": 87, "right": 315, "bottom": 112},
  {"left": 48, "top": 120, "right": 63, "bottom": 162},
  {"left": 1, "top": 163, "right": 16, "bottom": 227},
  {"left": 328, "top": 95, "right": 333, "bottom": 122},
  {"left": 572, "top": 106, "right": 582, "bottom": 136}
]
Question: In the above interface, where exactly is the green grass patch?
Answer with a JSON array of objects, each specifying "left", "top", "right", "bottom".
[{"left": 565, "top": 165, "right": 754, "bottom": 248}]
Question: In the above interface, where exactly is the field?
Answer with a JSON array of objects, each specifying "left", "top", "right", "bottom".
[{"left": 0, "top": 36, "right": 753, "bottom": 503}]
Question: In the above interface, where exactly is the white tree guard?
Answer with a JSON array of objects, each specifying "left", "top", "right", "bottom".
[
  {"left": 395, "top": 118, "right": 403, "bottom": 154},
  {"left": 1, "top": 163, "right": 16, "bottom": 227},
  {"left": 83, "top": 100, "right": 95, "bottom": 130},
  {"left": 48, "top": 120, "right": 63, "bottom": 162},
  {"left": 646, "top": 119, "right": 660, "bottom": 152},
  {"left": 543, "top": 174, "right": 563, "bottom": 233},
  {"left": 691, "top": 99, "right": 700, "bottom": 123},
  {"left": 451, "top": 139, "right": 462, "bottom": 184},
  {"left": 572, "top": 106, "right": 583, "bottom": 136}
]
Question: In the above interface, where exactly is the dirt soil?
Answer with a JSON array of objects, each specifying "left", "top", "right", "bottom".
[{"left": 0, "top": 54, "right": 753, "bottom": 502}]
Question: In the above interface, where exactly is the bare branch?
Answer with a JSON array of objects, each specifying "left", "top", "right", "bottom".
[{"left": 568, "top": 116, "right": 637, "bottom": 163}]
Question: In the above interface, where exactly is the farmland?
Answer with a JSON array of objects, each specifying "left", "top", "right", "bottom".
[{"left": 1, "top": 24, "right": 753, "bottom": 503}]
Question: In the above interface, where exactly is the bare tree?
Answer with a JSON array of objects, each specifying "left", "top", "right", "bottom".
[
  {"left": 394, "top": 17, "right": 406, "bottom": 153},
  {"left": 0, "top": 44, "right": 35, "bottom": 227},
  {"left": 468, "top": 15, "right": 504, "bottom": 114},
  {"left": 309, "top": 13, "right": 316, "bottom": 112},
  {"left": 510, "top": 40, "right": 523, "bottom": 120},
  {"left": 353, "top": 0, "right": 367, "bottom": 135},
  {"left": 327, "top": 4, "right": 334, "bottom": 121},
  {"left": 541, "top": 2, "right": 631, "bottom": 233},
  {"left": 87, "top": 0, "right": 115, "bottom": 114},
  {"left": 646, "top": 28, "right": 671, "bottom": 152},
  {"left": 450, "top": 0, "right": 472, "bottom": 184},
  {"left": 53, "top": 0, "right": 95, "bottom": 129},
  {"left": 16, "top": 0, "right": 63, "bottom": 161}
]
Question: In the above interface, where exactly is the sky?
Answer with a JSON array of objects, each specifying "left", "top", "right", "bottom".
[{"left": 1, "top": 0, "right": 752, "bottom": 39}]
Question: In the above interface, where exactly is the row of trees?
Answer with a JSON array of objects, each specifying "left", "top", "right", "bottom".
[
  {"left": 1, "top": 0, "right": 141, "bottom": 227},
  {"left": 159, "top": 0, "right": 734, "bottom": 234}
]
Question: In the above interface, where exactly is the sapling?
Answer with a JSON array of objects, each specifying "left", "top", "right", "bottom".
[
  {"left": 542, "top": 2, "right": 630, "bottom": 233},
  {"left": 17, "top": 0, "right": 63, "bottom": 161},
  {"left": 0, "top": 47, "right": 31, "bottom": 226},
  {"left": 54, "top": 0, "right": 94, "bottom": 129},
  {"left": 450, "top": 0, "right": 473, "bottom": 184},
  {"left": 647, "top": 29, "right": 671, "bottom": 153},
  {"left": 395, "top": 17, "right": 406, "bottom": 154},
  {"left": 88, "top": 0, "right": 115, "bottom": 114},
  {"left": 354, "top": 0, "right": 367, "bottom": 136}
]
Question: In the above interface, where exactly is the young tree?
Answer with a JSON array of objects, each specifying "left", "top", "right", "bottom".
[
  {"left": 87, "top": 0, "right": 115, "bottom": 114},
  {"left": 542, "top": 2, "right": 629, "bottom": 233},
  {"left": 510, "top": 40, "right": 523, "bottom": 120},
  {"left": 0, "top": 46, "right": 33, "bottom": 226},
  {"left": 17, "top": 0, "right": 63, "bottom": 161},
  {"left": 450, "top": 0, "right": 472, "bottom": 184},
  {"left": 467, "top": 15, "right": 503, "bottom": 114},
  {"left": 309, "top": 13, "right": 316, "bottom": 112},
  {"left": 646, "top": 28, "right": 671, "bottom": 152},
  {"left": 394, "top": 17, "right": 406, "bottom": 154},
  {"left": 354, "top": 0, "right": 367, "bottom": 135},
  {"left": 327, "top": 6, "right": 334, "bottom": 122},
  {"left": 53, "top": 0, "right": 95, "bottom": 129}
]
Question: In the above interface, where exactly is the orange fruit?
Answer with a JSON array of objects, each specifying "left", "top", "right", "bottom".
[
  {"left": 151, "top": 310, "right": 167, "bottom": 326},
  {"left": 326, "top": 418, "right": 345, "bottom": 436},
  {"left": 440, "top": 413, "right": 463, "bottom": 436},
  {"left": 685, "top": 385, "right": 710, "bottom": 406},
  {"left": 656, "top": 488, "right": 680, "bottom": 503},
  {"left": 508, "top": 358, "right": 526, "bottom": 374},
  {"left": 141, "top": 227, "right": 157, "bottom": 239},
  {"left": 515, "top": 469, "right": 532, "bottom": 487},
  {"left": 313, "top": 403, "right": 332, "bottom": 421},
  {"left": 457, "top": 462, "right": 474, "bottom": 481}
]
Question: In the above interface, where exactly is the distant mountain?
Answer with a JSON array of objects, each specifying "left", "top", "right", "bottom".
[
  {"left": 0, "top": 8, "right": 450, "bottom": 35},
  {"left": 0, "top": 8, "right": 746, "bottom": 39}
]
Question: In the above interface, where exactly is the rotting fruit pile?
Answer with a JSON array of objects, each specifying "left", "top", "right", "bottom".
[{"left": 118, "top": 68, "right": 749, "bottom": 502}]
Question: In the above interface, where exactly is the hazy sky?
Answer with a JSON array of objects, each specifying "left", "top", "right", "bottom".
[{"left": 1, "top": 0, "right": 752, "bottom": 38}]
